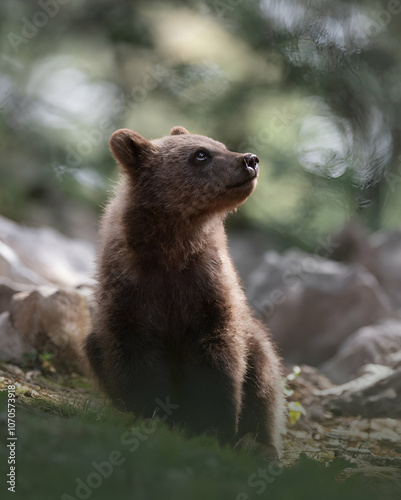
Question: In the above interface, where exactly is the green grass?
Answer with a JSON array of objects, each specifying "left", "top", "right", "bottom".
[{"left": 1, "top": 395, "right": 400, "bottom": 500}]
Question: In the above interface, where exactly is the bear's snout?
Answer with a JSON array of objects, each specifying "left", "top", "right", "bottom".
[
  {"left": 225, "top": 154, "right": 260, "bottom": 190},
  {"left": 243, "top": 154, "right": 259, "bottom": 176}
]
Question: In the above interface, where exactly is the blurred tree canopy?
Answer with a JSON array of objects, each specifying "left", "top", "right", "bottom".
[{"left": 1, "top": 0, "right": 401, "bottom": 247}]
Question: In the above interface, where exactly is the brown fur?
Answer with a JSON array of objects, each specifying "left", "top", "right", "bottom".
[{"left": 84, "top": 126, "right": 285, "bottom": 456}]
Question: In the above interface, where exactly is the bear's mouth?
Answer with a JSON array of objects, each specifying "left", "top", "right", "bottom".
[{"left": 227, "top": 174, "right": 257, "bottom": 189}]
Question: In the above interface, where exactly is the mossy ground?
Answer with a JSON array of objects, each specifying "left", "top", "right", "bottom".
[{"left": 1, "top": 364, "right": 400, "bottom": 500}]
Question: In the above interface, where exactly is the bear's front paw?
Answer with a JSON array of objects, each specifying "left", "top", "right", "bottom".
[{"left": 235, "top": 433, "right": 280, "bottom": 463}]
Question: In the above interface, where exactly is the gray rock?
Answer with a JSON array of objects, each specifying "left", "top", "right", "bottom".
[
  {"left": 320, "top": 320, "right": 401, "bottom": 383},
  {"left": 247, "top": 250, "right": 395, "bottom": 365},
  {"left": 0, "top": 311, "right": 26, "bottom": 363},
  {"left": 316, "top": 364, "right": 401, "bottom": 419},
  {"left": 0, "top": 214, "right": 95, "bottom": 287},
  {"left": 0, "top": 240, "right": 49, "bottom": 286}
]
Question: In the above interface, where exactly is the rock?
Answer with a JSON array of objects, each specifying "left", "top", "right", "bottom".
[
  {"left": 247, "top": 250, "right": 395, "bottom": 366},
  {"left": 389, "top": 350, "right": 401, "bottom": 368},
  {"left": 316, "top": 364, "right": 401, "bottom": 419},
  {"left": 370, "top": 228, "right": 401, "bottom": 312},
  {"left": 0, "top": 277, "right": 36, "bottom": 314},
  {"left": 320, "top": 320, "right": 401, "bottom": 383},
  {"left": 0, "top": 214, "right": 95, "bottom": 287},
  {"left": 0, "top": 240, "right": 50, "bottom": 286},
  {"left": 0, "top": 311, "right": 26, "bottom": 363},
  {"left": 0, "top": 287, "right": 91, "bottom": 373}
]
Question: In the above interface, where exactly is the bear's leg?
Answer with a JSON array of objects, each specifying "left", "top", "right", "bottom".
[
  {"left": 101, "top": 348, "right": 174, "bottom": 418},
  {"left": 237, "top": 333, "right": 284, "bottom": 460},
  {"left": 174, "top": 363, "right": 241, "bottom": 444},
  {"left": 83, "top": 332, "right": 105, "bottom": 382}
]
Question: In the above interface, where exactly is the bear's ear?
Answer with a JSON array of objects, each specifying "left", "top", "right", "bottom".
[
  {"left": 109, "top": 129, "right": 157, "bottom": 172},
  {"left": 170, "top": 126, "right": 190, "bottom": 136}
]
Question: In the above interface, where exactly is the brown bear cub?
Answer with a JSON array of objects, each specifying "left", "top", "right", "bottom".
[{"left": 84, "top": 126, "right": 285, "bottom": 458}]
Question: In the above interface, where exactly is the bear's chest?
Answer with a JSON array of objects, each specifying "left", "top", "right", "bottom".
[
  {"left": 111, "top": 259, "right": 229, "bottom": 344},
  {"left": 141, "top": 264, "right": 226, "bottom": 337}
]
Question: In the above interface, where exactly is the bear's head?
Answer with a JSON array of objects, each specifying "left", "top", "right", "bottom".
[{"left": 109, "top": 126, "right": 259, "bottom": 219}]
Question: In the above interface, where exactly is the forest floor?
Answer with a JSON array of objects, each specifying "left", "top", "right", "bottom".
[
  {"left": 1, "top": 362, "right": 401, "bottom": 500},
  {"left": 0, "top": 364, "right": 401, "bottom": 500}
]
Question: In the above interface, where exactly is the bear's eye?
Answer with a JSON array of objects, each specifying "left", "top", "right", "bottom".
[{"left": 195, "top": 150, "right": 209, "bottom": 161}]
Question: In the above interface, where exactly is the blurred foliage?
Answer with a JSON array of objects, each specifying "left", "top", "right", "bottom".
[{"left": 1, "top": 0, "right": 401, "bottom": 246}]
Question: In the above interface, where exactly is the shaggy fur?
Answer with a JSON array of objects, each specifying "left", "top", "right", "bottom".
[{"left": 84, "top": 126, "right": 285, "bottom": 457}]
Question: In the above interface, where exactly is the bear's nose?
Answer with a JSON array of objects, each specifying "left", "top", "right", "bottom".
[{"left": 244, "top": 154, "right": 260, "bottom": 174}]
